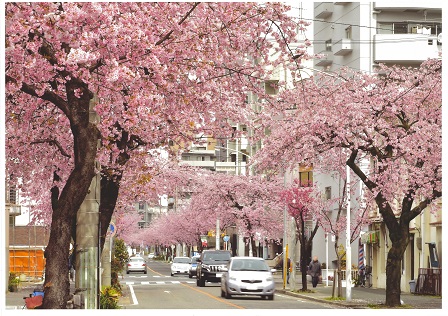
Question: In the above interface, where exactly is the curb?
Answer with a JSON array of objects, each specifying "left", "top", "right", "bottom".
[{"left": 275, "top": 289, "right": 368, "bottom": 309}]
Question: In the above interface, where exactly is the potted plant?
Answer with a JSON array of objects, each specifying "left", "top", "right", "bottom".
[{"left": 8, "top": 273, "right": 20, "bottom": 292}]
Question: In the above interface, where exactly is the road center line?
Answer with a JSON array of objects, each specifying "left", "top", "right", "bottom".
[
  {"left": 129, "top": 284, "right": 139, "bottom": 305},
  {"left": 147, "top": 267, "right": 164, "bottom": 276},
  {"left": 180, "top": 283, "right": 245, "bottom": 309}
]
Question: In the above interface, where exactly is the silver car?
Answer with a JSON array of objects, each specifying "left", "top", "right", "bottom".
[
  {"left": 171, "top": 257, "right": 191, "bottom": 276},
  {"left": 221, "top": 257, "right": 276, "bottom": 300},
  {"left": 126, "top": 257, "right": 147, "bottom": 274}
]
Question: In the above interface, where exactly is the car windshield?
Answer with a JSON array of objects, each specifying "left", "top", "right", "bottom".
[
  {"left": 130, "top": 258, "right": 144, "bottom": 263},
  {"left": 191, "top": 257, "right": 199, "bottom": 263},
  {"left": 204, "top": 253, "right": 231, "bottom": 261},
  {"left": 173, "top": 257, "right": 190, "bottom": 264},
  {"left": 231, "top": 259, "right": 269, "bottom": 272}
]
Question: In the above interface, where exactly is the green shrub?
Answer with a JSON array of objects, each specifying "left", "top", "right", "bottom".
[
  {"left": 111, "top": 238, "right": 129, "bottom": 294},
  {"left": 100, "top": 286, "right": 121, "bottom": 309}
]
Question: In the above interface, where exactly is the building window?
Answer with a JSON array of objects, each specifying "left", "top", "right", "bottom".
[
  {"left": 299, "top": 171, "right": 313, "bottom": 187},
  {"left": 325, "top": 186, "right": 331, "bottom": 200},
  {"left": 345, "top": 26, "right": 352, "bottom": 39},
  {"left": 325, "top": 39, "right": 332, "bottom": 51},
  {"left": 139, "top": 201, "right": 145, "bottom": 210},
  {"left": 9, "top": 188, "right": 17, "bottom": 204},
  {"left": 264, "top": 80, "right": 279, "bottom": 95}
]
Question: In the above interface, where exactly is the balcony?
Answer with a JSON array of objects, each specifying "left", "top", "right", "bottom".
[
  {"left": 7, "top": 204, "right": 22, "bottom": 216},
  {"left": 374, "top": 34, "right": 441, "bottom": 64},
  {"left": 333, "top": 39, "right": 353, "bottom": 56},
  {"left": 315, "top": 53, "right": 333, "bottom": 67},
  {"left": 315, "top": 3, "right": 333, "bottom": 19}
]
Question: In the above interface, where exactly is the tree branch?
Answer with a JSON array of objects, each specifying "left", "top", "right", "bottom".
[
  {"left": 31, "top": 138, "right": 71, "bottom": 158},
  {"left": 155, "top": 2, "right": 201, "bottom": 46}
]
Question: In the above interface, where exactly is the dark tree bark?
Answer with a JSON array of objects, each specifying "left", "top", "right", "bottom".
[
  {"left": 99, "top": 171, "right": 122, "bottom": 251},
  {"left": 295, "top": 214, "right": 318, "bottom": 291}
]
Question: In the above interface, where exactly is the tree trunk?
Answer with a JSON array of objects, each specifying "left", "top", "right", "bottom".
[
  {"left": 99, "top": 171, "right": 122, "bottom": 251},
  {"left": 299, "top": 245, "right": 311, "bottom": 291},
  {"left": 42, "top": 87, "right": 100, "bottom": 308},
  {"left": 385, "top": 225, "right": 409, "bottom": 306}
]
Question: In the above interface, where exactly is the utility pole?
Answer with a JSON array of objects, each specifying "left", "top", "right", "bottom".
[
  {"left": 75, "top": 96, "right": 100, "bottom": 309},
  {"left": 345, "top": 165, "right": 352, "bottom": 301}
]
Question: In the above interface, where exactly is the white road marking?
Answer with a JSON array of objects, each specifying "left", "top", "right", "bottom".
[{"left": 129, "top": 285, "right": 138, "bottom": 305}]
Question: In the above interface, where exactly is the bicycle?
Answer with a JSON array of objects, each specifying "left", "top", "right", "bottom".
[{"left": 23, "top": 287, "right": 44, "bottom": 309}]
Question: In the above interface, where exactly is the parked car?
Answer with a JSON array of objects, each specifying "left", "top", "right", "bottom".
[
  {"left": 147, "top": 253, "right": 155, "bottom": 260},
  {"left": 221, "top": 257, "right": 276, "bottom": 300},
  {"left": 196, "top": 250, "right": 232, "bottom": 287},
  {"left": 127, "top": 257, "right": 147, "bottom": 274},
  {"left": 189, "top": 256, "right": 200, "bottom": 278},
  {"left": 170, "top": 257, "right": 191, "bottom": 276}
]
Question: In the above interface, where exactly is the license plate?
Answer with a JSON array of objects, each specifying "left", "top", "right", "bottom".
[
  {"left": 247, "top": 284, "right": 258, "bottom": 290},
  {"left": 216, "top": 273, "right": 222, "bottom": 278}
]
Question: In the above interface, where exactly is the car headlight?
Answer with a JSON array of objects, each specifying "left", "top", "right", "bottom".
[
  {"left": 266, "top": 276, "right": 273, "bottom": 282},
  {"left": 229, "top": 276, "right": 237, "bottom": 282}
]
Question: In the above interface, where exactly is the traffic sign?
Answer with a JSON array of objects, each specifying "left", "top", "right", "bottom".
[{"left": 109, "top": 222, "right": 116, "bottom": 237}]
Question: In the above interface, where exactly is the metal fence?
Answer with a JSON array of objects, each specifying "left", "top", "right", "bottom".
[{"left": 415, "top": 268, "right": 442, "bottom": 296}]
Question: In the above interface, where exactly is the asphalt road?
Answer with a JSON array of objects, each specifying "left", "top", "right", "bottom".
[{"left": 120, "top": 259, "right": 335, "bottom": 309}]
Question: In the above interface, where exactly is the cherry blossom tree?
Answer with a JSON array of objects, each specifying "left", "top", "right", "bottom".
[
  {"left": 5, "top": 2, "right": 305, "bottom": 308},
  {"left": 281, "top": 180, "right": 319, "bottom": 291},
  {"left": 189, "top": 172, "right": 285, "bottom": 256},
  {"left": 142, "top": 171, "right": 285, "bottom": 257},
  {"left": 254, "top": 59, "right": 442, "bottom": 306}
]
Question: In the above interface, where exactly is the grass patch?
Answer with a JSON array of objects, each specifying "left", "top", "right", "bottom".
[
  {"left": 324, "top": 296, "right": 345, "bottom": 301},
  {"left": 367, "top": 303, "right": 413, "bottom": 309}
]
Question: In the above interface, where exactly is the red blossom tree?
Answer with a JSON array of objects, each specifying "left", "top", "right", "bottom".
[
  {"left": 254, "top": 60, "right": 442, "bottom": 306},
  {"left": 5, "top": 2, "right": 306, "bottom": 308}
]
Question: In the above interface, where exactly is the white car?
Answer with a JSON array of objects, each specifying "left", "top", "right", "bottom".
[
  {"left": 170, "top": 257, "right": 191, "bottom": 276},
  {"left": 147, "top": 253, "right": 155, "bottom": 260},
  {"left": 126, "top": 257, "right": 147, "bottom": 274},
  {"left": 221, "top": 257, "right": 276, "bottom": 300}
]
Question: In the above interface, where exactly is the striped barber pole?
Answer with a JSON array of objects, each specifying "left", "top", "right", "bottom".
[{"left": 358, "top": 239, "right": 364, "bottom": 269}]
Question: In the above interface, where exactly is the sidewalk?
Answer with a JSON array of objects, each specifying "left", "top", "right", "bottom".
[
  {"left": 4, "top": 280, "right": 45, "bottom": 309},
  {"left": 273, "top": 273, "right": 443, "bottom": 309},
  {"left": 4, "top": 279, "right": 77, "bottom": 310}
]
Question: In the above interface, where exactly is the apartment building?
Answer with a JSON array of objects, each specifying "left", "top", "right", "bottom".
[{"left": 313, "top": 2, "right": 442, "bottom": 291}]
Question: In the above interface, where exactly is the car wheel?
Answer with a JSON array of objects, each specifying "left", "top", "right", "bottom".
[
  {"left": 171, "top": 273, "right": 174, "bottom": 276},
  {"left": 126, "top": 271, "right": 129, "bottom": 274},
  {"left": 221, "top": 289, "right": 225, "bottom": 298},
  {"left": 268, "top": 294, "right": 274, "bottom": 301},
  {"left": 225, "top": 289, "right": 232, "bottom": 299},
  {"left": 144, "top": 270, "right": 147, "bottom": 274},
  {"left": 189, "top": 273, "right": 192, "bottom": 279}
]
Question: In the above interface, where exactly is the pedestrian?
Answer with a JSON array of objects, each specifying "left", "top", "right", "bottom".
[
  {"left": 275, "top": 257, "right": 292, "bottom": 284},
  {"left": 308, "top": 256, "right": 322, "bottom": 288},
  {"left": 68, "top": 250, "right": 75, "bottom": 282},
  {"left": 359, "top": 266, "right": 366, "bottom": 287}
]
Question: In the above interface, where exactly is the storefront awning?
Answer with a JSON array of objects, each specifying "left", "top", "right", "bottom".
[{"left": 361, "top": 230, "right": 380, "bottom": 244}]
